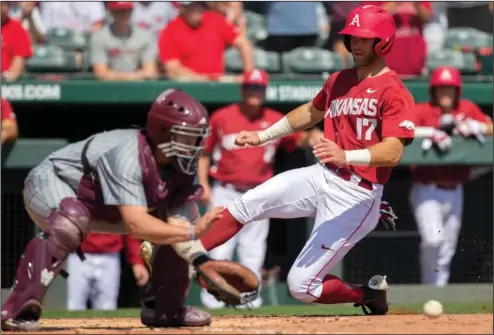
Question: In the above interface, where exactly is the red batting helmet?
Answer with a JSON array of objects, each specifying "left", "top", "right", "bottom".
[
  {"left": 339, "top": 5, "right": 396, "bottom": 57},
  {"left": 146, "top": 89, "right": 209, "bottom": 175},
  {"left": 429, "top": 66, "right": 462, "bottom": 102}
]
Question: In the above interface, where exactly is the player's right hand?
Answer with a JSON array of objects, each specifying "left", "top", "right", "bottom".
[
  {"left": 235, "top": 131, "right": 262, "bottom": 147},
  {"left": 194, "top": 206, "right": 225, "bottom": 238}
]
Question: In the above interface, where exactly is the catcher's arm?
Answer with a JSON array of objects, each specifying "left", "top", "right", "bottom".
[{"left": 167, "top": 203, "right": 260, "bottom": 306}]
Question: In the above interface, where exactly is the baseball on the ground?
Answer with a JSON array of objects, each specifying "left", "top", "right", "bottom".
[{"left": 423, "top": 300, "right": 443, "bottom": 318}]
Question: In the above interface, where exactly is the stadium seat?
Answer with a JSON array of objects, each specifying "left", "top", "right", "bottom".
[
  {"left": 225, "top": 48, "right": 281, "bottom": 73},
  {"left": 282, "top": 47, "right": 343, "bottom": 74},
  {"left": 244, "top": 10, "right": 267, "bottom": 45},
  {"left": 26, "top": 45, "right": 81, "bottom": 73},
  {"left": 479, "top": 54, "right": 493, "bottom": 75},
  {"left": 445, "top": 27, "right": 493, "bottom": 52},
  {"left": 426, "top": 49, "right": 477, "bottom": 74},
  {"left": 45, "top": 28, "right": 87, "bottom": 50}
]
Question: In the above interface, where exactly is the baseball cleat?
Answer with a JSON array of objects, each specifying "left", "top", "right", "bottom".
[
  {"left": 1, "top": 299, "right": 42, "bottom": 331},
  {"left": 141, "top": 300, "right": 211, "bottom": 328},
  {"left": 354, "top": 275, "right": 390, "bottom": 315},
  {"left": 140, "top": 241, "right": 154, "bottom": 274}
]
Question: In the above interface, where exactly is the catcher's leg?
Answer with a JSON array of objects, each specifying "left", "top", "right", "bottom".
[
  {"left": 1, "top": 198, "right": 91, "bottom": 331},
  {"left": 140, "top": 245, "right": 210, "bottom": 328}
]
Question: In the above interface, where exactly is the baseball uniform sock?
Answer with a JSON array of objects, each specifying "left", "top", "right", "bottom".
[
  {"left": 200, "top": 209, "right": 243, "bottom": 251},
  {"left": 314, "top": 274, "right": 364, "bottom": 304}
]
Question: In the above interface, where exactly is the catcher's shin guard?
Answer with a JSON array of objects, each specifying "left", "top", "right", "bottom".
[
  {"left": 140, "top": 241, "right": 154, "bottom": 275},
  {"left": 140, "top": 245, "right": 211, "bottom": 327},
  {"left": 1, "top": 198, "right": 91, "bottom": 331}
]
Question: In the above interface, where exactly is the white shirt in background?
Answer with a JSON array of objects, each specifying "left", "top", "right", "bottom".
[
  {"left": 39, "top": 2, "right": 106, "bottom": 33},
  {"left": 131, "top": 2, "right": 177, "bottom": 44}
]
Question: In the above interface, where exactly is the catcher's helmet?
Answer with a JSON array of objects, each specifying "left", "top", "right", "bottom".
[
  {"left": 146, "top": 89, "right": 209, "bottom": 175},
  {"left": 339, "top": 5, "right": 396, "bottom": 57},
  {"left": 429, "top": 66, "right": 462, "bottom": 103}
]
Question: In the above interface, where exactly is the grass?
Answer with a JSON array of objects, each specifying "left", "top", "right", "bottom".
[{"left": 42, "top": 301, "right": 493, "bottom": 319}]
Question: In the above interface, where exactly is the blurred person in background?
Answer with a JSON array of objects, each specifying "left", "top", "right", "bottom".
[
  {"left": 8, "top": 1, "right": 46, "bottom": 44},
  {"left": 67, "top": 232, "right": 149, "bottom": 311},
  {"left": 368, "top": 2, "right": 432, "bottom": 76},
  {"left": 1, "top": 99, "right": 19, "bottom": 146},
  {"left": 261, "top": 2, "right": 321, "bottom": 53},
  {"left": 446, "top": 2, "right": 493, "bottom": 34},
  {"left": 1, "top": 1, "right": 32, "bottom": 81},
  {"left": 197, "top": 69, "right": 323, "bottom": 309},
  {"left": 39, "top": 1, "right": 105, "bottom": 33},
  {"left": 90, "top": 2, "right": 158, "bottom": 81},
  {"left": 206, "top": 2, "right": 246, "bottom": 30},
  {"left": 411, "top": 66, "right": 493, "bottom": 287},
  {"left": 158, "top": 1, "right": 253, "bottom": 82},
  {"left": 322, "top": 2, "right": 360, "bottom": 64},
  {"left": 131, "top": 1, "right": 178, "bottom": 45},
  {"left": 422, "top": 2, "right": 448, "bottom": 55}
]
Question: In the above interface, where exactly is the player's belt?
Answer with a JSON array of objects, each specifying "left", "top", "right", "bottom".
[
  {"left": 325, "top": 163, "right": 373, "bottom": 191},
  {"left": 217, "top": 181, "right": 258, "bottom": 193},
  {"left": 435, "top": 182, "right": 458, "bottom": 190}
]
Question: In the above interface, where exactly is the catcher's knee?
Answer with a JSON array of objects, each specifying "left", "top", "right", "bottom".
[
  {"left": 49, "top": 198, "right": 91, "bottom": 251},
  {"left": 287, "top": 271, "right": 318, "bottom": 303}
]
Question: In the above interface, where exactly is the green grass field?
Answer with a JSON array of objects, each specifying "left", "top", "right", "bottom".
[{"left": 42, "top": 300, "right": 493, "bottom": 319}]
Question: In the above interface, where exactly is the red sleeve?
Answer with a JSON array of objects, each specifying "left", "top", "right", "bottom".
[
  {"left": 418, "top": 2, "right": 433, "bottom": 12},
  {"left": 216, "top": 13, "right": 240, "bottom": 45},
  {"left": 205, "top": 112, "right": 220, "bottom": 153},
  {"left": 464, "top": 100, "right": 493, "bottom": 124},
  {"left": 412, "top": 103, "right": 427, "bottom": 126},
  {"left": 1, "top": 99, "right": 16, "bottom": 122},
  {"left": 381, "top": 87, "right": 415, "bottom": 145},
  {"left": 158, "top": 24, "right": 181, "bottom": 63},
  {"left": 124, "top": 235, "right": 144, "bottom": 265},
  {"left": 312, "top": 80, "right": 330, "bottom": 111},
  {"left": 13, "top": 25, "right": 33, "bottom": 58}
]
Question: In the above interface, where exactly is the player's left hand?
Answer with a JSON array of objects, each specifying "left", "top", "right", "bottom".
[
  {"left": 132, "top": 263, "right": 150, "bottom": 286},
  {"left": 312, "top": 138, "right": 346, "bottom": 167},
  {"left": 454, "top": 118, "right": 486, "bottom": 143},
  {"left": 379, "top": 201, "right": 398, "bottom": 231}
]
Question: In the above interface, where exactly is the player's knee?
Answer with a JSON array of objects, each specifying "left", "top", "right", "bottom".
[
  {"left": 421, "top": 234, "right": 444, "bottom": 249},
  {"left": 49, "top": 198, "right": 91, "bottom": 250},
  {"left": 287, "top": 270, "right": 317, "bottom": 303},
  {"left": 228, "top": 197, "right": 251, "bottom": 224}
]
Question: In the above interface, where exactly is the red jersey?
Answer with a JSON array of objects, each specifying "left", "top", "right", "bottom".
[
  {"left": 205, "top": 104, "right": 302, "bottom": 186},
  {"left": 312, "top": 69, "right": 415, "bottom": 185},
  {"left": 411, "top": 99, "right": 492, "bottom": 184},
  {"left": 1, "top": 18, "right": 32, "bottom": 73},
  {"left": 1, "top": 99, "right": 16, "bottom": 122},
  {"left": 158, "top": 11, "right": 239, "bottom": 75},
  {"left": 80, "top": 232, "right": 144, "bottom": 266}
]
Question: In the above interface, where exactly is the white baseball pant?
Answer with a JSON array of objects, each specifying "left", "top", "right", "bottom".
[
  {"left": 410, "top": 183, "right": 463, "bottom": 286},
  {"left": 219, "top": 163, "right": 383, "bottom": 303},
  {"left": 201, "top": 183, "right": 269, "bottom": 309},
  {"left": 66, "top": 252, "right": 121, "bottom": 310}
]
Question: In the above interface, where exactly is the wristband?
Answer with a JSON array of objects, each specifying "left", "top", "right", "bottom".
[
  {"left": 344, "top": 149, "right": 371, "bottom": 166},
  {"left": 189, "top": 225, "right": 196, "bottom": 241},
  {"left": 257, "top": 117, "right": 294, "bottom": 144}
]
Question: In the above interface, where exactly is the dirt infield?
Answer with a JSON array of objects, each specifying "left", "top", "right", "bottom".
[{"left": 4, "top": 314, "right": 491, "bottom": 334}]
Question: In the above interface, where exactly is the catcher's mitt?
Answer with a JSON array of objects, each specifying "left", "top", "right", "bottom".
[{"left": 193, "top": 256, "right": 260, "bottom": 307}]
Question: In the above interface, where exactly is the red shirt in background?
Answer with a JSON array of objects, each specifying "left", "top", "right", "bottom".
[
  {"left": 1, "top": 99, "right": 16, "bottom": 121},
  {"left": 411, "top": 99, "right": 493, "bottom": 185},
  {"left": 1, "top": 17, "right": 32, "bottom": 73},
  {"left": 80, "top": 233, "right": 144, "bottom": 266},
  {"left": 312, "top": 69, "right": 415, "bottom": 185},
  {"left": 365, "top": 2, "right": 432, "bottom": 75},
  {"left": 158, "top": 11, "right": 239, "bottom": 75},
  {"left": 205, "top": 104, "right": 301, "bottom": 187}
]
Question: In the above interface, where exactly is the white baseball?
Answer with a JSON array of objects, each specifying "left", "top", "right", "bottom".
[{"left": 423, "top": 300, "right": 443, "bottom": 318}]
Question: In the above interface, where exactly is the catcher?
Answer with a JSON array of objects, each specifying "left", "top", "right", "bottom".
[{"left": 1, "top": 89, "right": 259, "bottom": 331}]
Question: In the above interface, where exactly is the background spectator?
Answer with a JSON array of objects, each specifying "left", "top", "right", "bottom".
[
  {"left": 206, "top": 2, "right": 246, "bottom": 30},
  {"left": 8, "top": 2, "right": 46, "bottom": 44},
  {"left": 261, "top": 2, "right": 321, "bottom": 53},
  {"left": 131, "top": 1, "right": 177, "bottom": 46},
  {"left": 90, "top": 1, "right": 158, "bottom": 81},
  {"left": 67, "top": 232, "right": 149, "bottom": 311},
  {"left": 158, "top": 1, "right": 253, "bottom": 82},
  {"left": 1, "top": 2, "right": 32, "bottom": 81},
  {"left": 422, "top": 2, "right": 448, "bottom": 54},
  {"left": 1, "top": 99, "right": 19, "bottom": 146},
  {"left": 369, "top": 2, "right": 432, "bottom": 76},
  {"left": 446, "top": 2, "right": 493, "bottom": 34},
  {"left": 39, "top": 1, "right": 105, "bottom": 33}
]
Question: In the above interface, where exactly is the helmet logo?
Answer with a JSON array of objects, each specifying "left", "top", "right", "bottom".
[
  {"left": 440, "top": 69, "right": 453, "bottom": 81},
  {"left": 199, "top": 117, "right": 207, "bottom": 125},
  {"left": 349, "top": 14, "right": 360, "bottom": 27},
  {"left": 249, "top": 69, "right": 263, "bottom": 81}
]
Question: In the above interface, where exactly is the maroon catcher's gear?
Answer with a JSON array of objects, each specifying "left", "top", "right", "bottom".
[
  {"left": 146, "top": 89, "right": 210, "bottom": 176},
  {"left": 140, "top": 245, "right": 211, "bottom": 327},
  {"left": 1, "top": 198, "right": 91, "bottom": 331}
]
